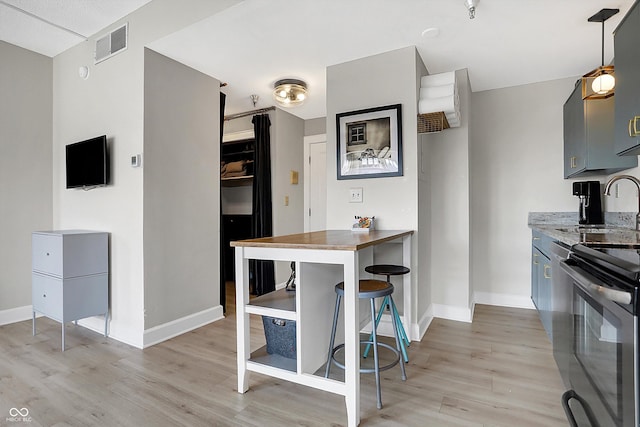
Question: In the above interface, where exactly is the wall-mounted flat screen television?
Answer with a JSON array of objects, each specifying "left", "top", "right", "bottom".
[{"left": 65, "top": 135, "right": 110, "bottom": 189}]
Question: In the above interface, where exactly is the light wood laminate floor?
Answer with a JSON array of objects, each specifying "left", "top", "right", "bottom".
[{"left": 0, "top": 284, "right": 568, "bottom": 426}]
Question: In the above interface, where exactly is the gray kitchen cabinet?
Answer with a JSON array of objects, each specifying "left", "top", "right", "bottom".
[
  {"left": 614, "top": 1, "right": 640, "bottom": 155},
  {"left": 32, "top": 230, "right": 109, "bottom": 351},
  {"left": 563, "top": 82, "right": 636, "bottom": 178},
  {"left": 531, "top": 231, "right": 552, "bottom": 338}
]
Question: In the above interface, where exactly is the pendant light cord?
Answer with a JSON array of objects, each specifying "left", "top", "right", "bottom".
[{"left": 601, "top": 20, "right": 605, "bottom": 67}]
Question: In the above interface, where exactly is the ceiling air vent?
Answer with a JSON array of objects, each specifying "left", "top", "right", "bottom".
[{"left": 95, "top": 23, "right": 128, "bottom": 64}]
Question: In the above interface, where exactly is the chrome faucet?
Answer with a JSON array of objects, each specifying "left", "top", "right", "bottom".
[{"left": 604, "top": 174, "right": 640, "bottom": 231}]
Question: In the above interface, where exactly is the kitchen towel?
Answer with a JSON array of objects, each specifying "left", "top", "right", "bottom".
[
  {"left": 420, "top": 71, "right": 456, "bottom": 88},
  {"left": 418, "top": 94, "right": 459, "bottom": 115},
  {"left": 419, "top": 83, "right": 457, "bottom": 99}
]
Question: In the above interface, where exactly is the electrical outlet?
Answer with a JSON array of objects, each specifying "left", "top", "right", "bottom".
[
  {"left": 349, "top": 187, "right": 363, "bottom": 203},
  {"left": 284, "top": 196, "right": 289, "bottom": 206}
]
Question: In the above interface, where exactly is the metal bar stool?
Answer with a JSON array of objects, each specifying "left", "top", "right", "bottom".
[
  {"left": 324, "top": 279, "right": 407, "bottom": 409},
  {"left": 364, "top": 264, "right": 410, "bottom": 362}
]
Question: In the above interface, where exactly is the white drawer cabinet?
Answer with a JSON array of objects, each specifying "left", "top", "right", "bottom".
[{"left": 32, "top": 230, "right": 109, "bottom": 351}]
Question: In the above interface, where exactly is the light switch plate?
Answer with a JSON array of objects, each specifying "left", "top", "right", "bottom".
[{"left": 349, "top": 187, "right": 363, "bottom": 203}]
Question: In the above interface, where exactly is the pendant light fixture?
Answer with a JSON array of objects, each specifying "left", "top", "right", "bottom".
[
  {"left": 273, "top": 79, "right": 307, "bottom": 108},
  {"left": 581, "top": 8, "right": 619, "bottom": 100}
]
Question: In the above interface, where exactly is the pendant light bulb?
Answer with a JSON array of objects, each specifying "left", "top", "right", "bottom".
[{"left": 592, "top": 73, "right": 615, "bottom": 95}]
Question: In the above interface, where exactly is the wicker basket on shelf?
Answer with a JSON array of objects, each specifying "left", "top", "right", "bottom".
[{"left": 417, "top": 112, "right": 450, "bottom": 134}]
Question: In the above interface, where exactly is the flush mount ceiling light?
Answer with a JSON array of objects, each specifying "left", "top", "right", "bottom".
[
  {"left": 273, "top": 79, "right": 307, "bottom": 108},
  {"left": 463, "top": 0, "right": 479, "bottom": 19},
  {"left": 582, "top": 8, "right": 619, "bottom": 100}
]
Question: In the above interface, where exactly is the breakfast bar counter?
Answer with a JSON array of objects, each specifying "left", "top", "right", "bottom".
[{"left": 231, "top": 229, "right": 413, "bottom": 426}]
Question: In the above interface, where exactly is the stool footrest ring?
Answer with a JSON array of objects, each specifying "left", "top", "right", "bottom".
[{"left": 330, "top": 341, "right": 400, "bottom": 374}]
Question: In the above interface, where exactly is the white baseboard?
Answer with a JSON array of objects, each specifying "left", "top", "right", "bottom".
[
  {"left": 415, "top": 306, "right": 434, "bottom": 341},
  {"left": 0, "top": 305, "right": 39, "bottom": 326},
  {"left": 474, "top": 291, "right": 535, "bottom": 310},
  {"left": 431, "top": 303, "right": 473, "bottom": 323},
  {"left": 142, "top": 305, "right": 224, "bottom": 348}
]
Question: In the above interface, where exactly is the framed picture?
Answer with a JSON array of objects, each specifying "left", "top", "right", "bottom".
[{"left": 336, "top": 104, "right": 402, "bottom": 180}]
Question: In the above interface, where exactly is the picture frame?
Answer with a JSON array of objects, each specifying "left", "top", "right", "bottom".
[{"left": 336, "top": 104, "right": 402, "bottom": 180}]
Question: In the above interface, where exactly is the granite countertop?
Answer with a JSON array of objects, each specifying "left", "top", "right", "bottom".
[{"left": 529, "top": 212, "right": 640, "bottom": 248}]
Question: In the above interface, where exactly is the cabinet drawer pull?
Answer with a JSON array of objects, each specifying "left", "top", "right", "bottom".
[
  {"left": 543, "top": 264, "right": 551, "bottom": 279},
  {"left": 570, "top": 156, "right": 577, "bottom": 169}
]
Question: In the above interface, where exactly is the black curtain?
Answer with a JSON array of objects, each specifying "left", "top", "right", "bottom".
[
  {"left": 250, "top": 114, "right": 275, "bottom": 296},
  {"left": 219, "top": 92, "right": 227, "bottom": 311}
]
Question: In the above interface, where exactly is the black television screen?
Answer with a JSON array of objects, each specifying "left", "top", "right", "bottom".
[{"left": 65, "top": 135, "right": 109, "bottom": 189}]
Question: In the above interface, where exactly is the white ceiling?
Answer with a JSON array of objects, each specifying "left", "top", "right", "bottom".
[{"left": 1, "top": 0, "right": 635, "bottom": 120}]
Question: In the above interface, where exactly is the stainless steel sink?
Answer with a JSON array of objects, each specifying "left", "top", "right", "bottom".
[{"left": 555, "top": 227, "right": 628, "bottom": 234}]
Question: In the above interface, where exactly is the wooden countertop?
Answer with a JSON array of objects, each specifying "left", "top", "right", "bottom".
[{"left": 230, "top": 229, "right": 413, "bottom": 251}]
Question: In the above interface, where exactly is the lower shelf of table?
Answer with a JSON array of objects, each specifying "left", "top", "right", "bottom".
[
  {"left": 247, "top": 345, "right": 346, "bottom": 395},
  {"left": 249, "top": 345, "right": 296, "bottom": 373}
]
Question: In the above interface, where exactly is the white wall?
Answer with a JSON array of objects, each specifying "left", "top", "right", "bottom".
[
  {"left": 0, "top": 41, "right": 52, "bottom": 321},
  {"left": 52, "top": 0, "right": 238, "bottom": 347},
  {"left": 143, "top": 49, "right": 221, "bottom": 331}
]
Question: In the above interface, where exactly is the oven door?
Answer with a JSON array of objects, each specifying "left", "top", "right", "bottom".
[{"left": 559, "top": 260, "right": 636, "bottom": 427}]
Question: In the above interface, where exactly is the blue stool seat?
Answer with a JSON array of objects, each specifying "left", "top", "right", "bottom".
[
  {"left": 325, "top": 279, "right": 407, "bottom": 410},
  {"left": 364, "top": 265, "right": 411, "bottom": 363}
]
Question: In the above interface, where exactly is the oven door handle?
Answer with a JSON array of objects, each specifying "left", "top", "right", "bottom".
[
  {"left": 561, "top": 390, "right": 599, "bottom": 427},
  {"left": 559, "top": 260, "right": 632, "bottom": 305}
]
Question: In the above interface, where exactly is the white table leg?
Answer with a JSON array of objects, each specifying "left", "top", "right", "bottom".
[
  {"left": 343, "top": 251, "right": 360, "bottom": 426},
  {"left": 235, "top": 247, "right": 250, "bottom": 393},
  {"left": 402, "top": 234, "right": 412, "bottom": 341}
]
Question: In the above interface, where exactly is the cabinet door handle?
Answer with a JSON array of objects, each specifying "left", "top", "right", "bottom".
[
  {"left": 533, "top": 253, "right": 539, "bottom": 265},
  {"left": 570, "top": 156, "right": 577, "bottom": 169},
  {"left": 543, "top": 264, "right": 551, "bottom": 279},
  {"left": 630, "top": 116, "right": 640, "bottom": 137}
]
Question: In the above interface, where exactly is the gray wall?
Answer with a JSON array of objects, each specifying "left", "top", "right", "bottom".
[
  {"left": 426, "top": 69, "right": 472, "bottom": 320},
  {"left": 304, "top": 117, "right": 326, "bottom": 136},
  {"left": 143, "top": 49, "right": 220, "bottom": 329},
  {"left": 470, "top": 77, "right": 578, "bottom": 305},
  {"left": 272, "top": 109, "right": 305, "bottom": 283},
  {"left": 415, "top": 50, "right": 432, "bottom": 331},
  {"left": 326, "top": 46, "right": 421, "bottom": 333},
  {"left": 52, "top": 0, "right": 237, "bottom": 347},
  {"left": 0, "top": 41, "right": 52, "bottom": 316}
]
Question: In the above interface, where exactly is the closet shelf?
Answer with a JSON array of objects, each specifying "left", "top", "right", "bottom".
[{"left": 221, "top": 175, "right": 253, "bottom": 187}]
